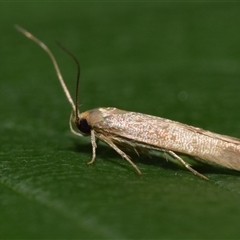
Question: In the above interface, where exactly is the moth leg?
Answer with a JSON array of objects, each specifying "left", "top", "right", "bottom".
[
  {"left": 134, "top": 148, "right": 140, "bottom": 157},
  {"left": 99, "top": 136, "right": 142, "bottom": 175},
  {"left": 163, "top": 151, "right": 169, "bottom": 162},
  {"left": 168, "top": 151, "right": 209, "bottom": 180},
  {"left": 87, "top": 130, "right": 97, "bottom": 165}
]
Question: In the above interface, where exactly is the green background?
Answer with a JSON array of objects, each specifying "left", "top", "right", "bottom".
[{"left": 1, "top": 2, "right": 240, "bottom": 239}]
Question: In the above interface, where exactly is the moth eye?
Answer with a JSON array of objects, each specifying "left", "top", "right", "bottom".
[{"left": 77, "top": 118, "right": 91, "bottom": 134}]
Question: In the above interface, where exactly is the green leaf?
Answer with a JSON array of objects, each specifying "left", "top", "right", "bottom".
[{"left": 1, "top": 2, "right": 240, "bottom": 239}]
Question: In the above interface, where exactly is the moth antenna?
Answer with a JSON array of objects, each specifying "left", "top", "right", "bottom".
[
  {"left": 14, "top": 25, "right": 76, "bottom": 112},
  {"left": 56, "top": 42, "right": 81, "bottom": 121}
]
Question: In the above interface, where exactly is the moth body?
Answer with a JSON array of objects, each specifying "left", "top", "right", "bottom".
[{"left": 75, "top": 107, "right": 240, "bottom": 179}]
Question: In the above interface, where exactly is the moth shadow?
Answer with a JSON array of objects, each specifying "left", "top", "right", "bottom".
[{"left": 70, "top": 141, "right": 240, "bottom": 178}]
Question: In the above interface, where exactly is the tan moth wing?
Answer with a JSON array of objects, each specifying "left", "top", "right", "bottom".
[{"left": 89, "top": 107, "right": 240, "bottom": 173}]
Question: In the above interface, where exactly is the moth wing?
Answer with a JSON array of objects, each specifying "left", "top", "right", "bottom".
[{"left": 184, "top": 124, "right": 240, "bottom": 145}]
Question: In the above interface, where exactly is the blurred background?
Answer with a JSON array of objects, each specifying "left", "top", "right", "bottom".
[{"left": 1, "top": 2, "right": 240, "bottom": 239}]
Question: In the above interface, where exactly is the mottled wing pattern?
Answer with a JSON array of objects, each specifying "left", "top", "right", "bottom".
[{"left": 93, "top": 108, "right": 240, "bottom": 171}]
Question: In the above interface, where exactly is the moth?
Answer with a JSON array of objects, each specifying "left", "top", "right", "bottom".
[{"left": 15, "top": 25, "right": 240, "bottom": 180}]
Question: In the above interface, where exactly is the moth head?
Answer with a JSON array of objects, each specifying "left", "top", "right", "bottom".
[
  {"left": 75, "top": 113, "right": 91, "bottom": 135},
  {"left": 75, "top": 109, "right": 103, "bottom": 135}
]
